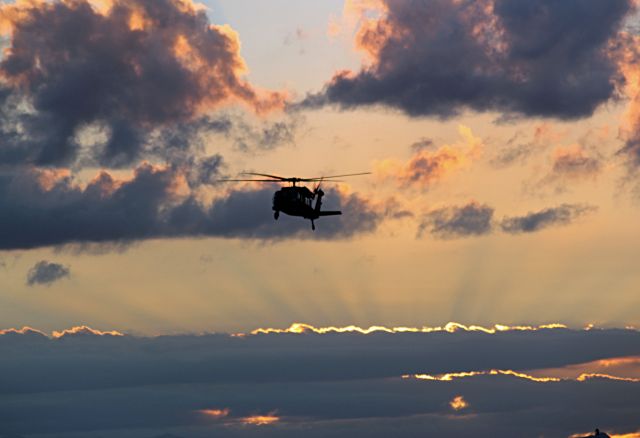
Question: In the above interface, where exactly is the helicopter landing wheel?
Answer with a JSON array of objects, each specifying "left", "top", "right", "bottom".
[{"left": 274, "top": 211, "right": 279, "bottom": 220}]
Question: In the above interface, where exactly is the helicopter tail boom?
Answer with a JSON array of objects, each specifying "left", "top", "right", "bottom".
[{"left": 317, "top": 211, "right": 342, "bottom": 216}]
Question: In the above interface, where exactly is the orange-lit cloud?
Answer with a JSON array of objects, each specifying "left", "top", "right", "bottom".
[
  {"left": 375, "top": 125, "right": 482, "bottom": 189},
  {"left": 449, "top": 395, "right": 468, "bottom": 411},
  {"left": 0, "top": 0, "right": 288, "bottom": 169},
  {"left": 404, "top": 356, "right": 640, "bottom": 384},
  {"left": 25, "top": 163, "right": 187, "bottom": 202},
  {"left": 570, "top": 431, "right": 640, "bottom": 438},
  {"left": 404, "top": 371, "right": 486, "bottom": 382},
  {"left": 529, "top": 356, "right": 640, "bottom": 381},
  {"left": 490, "top": 369, "right": 561, "bottom": 383},
  {"left": 199, "top": 408, "right": 231, "bottom": 419},
  {"left": 1, "top": 325, "right": 125, "bottom": 339},
  {"left": 327, "top": 0, "right": 385, "bottom": 44},
  {"left": 575, "top": 373, "right": 640, "bottom": 383},
  {"left": 51, "top": 326, "right": 124, "bottom": 339},
  {"left": 241, "top": 413, "right": 280, "bottom": 426},
  {"left": 0, "top": 0, "right": 284, "bottom": 114},
  {"left": 249, "top": 322, "right": 567, "bottom": 335},
  {"left": 312, "top": 0, "right": 631, "bottom": 119},
  {"left": 30, "top": 167, "right": 73, "bottom": 191},
  {"left": 0, "top": 326, "right": 47, "bottom": 337},
  {"left": 405, "top": 369, "right": 561, "bottom": 383}
]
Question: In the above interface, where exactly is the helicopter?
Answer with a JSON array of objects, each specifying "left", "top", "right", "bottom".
[{"left": 217, "top": 172, "right": 371, "bottom": 230}]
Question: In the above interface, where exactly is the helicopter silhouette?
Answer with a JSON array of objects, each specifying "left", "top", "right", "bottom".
[{"left": 217, "top": 172, "right": 370, "bottom": 230}]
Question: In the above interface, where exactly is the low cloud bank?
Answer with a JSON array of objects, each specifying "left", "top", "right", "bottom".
[{"left": 0, "top": 325, "right": 638, "bottom": 437}]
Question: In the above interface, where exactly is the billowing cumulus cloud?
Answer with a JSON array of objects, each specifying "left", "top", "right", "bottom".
[
  {"left": 25, "top": 260, "right": 70, "bottom": 286},
  {"left": 306, "top": 0, "right": 633, "bottom": 119},
  {"left": 418, "top": 201, "right": 494, "bottom": 238},
  {"left": 0, "top": 0, "right": 286, "bottom": 168},
  {"left": 0, "top": 165, "right": 384, "bottom": 249},
  {"left": 500, "top": 204, "right": 598, "bottom": 234},
  {"left": 0, "top": 325, "right": 638, "bottom": 437}
]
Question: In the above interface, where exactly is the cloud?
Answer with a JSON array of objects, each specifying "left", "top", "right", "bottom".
[
  {"left": 550, "top": 147, "right": 603, "bottom": 179},
  {"left": 147, "top": 112, "right": 302, "bottom": 171},
  {"left": 418, "top": 201, "right": 494, "bottom": 238},
  {"left": 0, "top": 0, "right": 286, "bottom": 168},
  {"left": 0, "top": 165, "right": 384, "bottom": 250},
  {"left": 240, "top": 414, "right": 280, "bottom": 426},
  {"left": 406, "top": 367, "right": 640, "bottom": 383},
  {"left": 0, "top": 325, "right": 639, "bottom": 436},
  {"left": 449, "top": 395, "right": 468, "bottom": 411},
  {"left": 531, "top": 356, "right": 640, "bottom": 381},
  {"left": 417, "top": 202, "right": 598, "bottom": 239},
  {"left": 521, "top": 145, "right": 604, "bottom": 195},
  {"left": 0, "top": 326, "right": 48, "bottom": 338},
  {"left": 409, "top": 137, "right": 435, "bottom": 152},
  {"left": 51, "top": 326, "right": 124, "bottom": 339},
  {"left": 305, "top": 0, "right": 633, "bottom": 119},
  {"left": 250, "top": 321, "right": 567, "bottom": 335},
  {"left": 613, "top": 33, "right": 640, "bottom": 195},
  {"left": 491, "top": 123, "right": 566, "bottom": 167},
  {"left": 226, "top": 113, "right": 302, "bottom": 152},
  {"left": 607, "top": 32, "right": 640, "bottom": 200},
  {"left": 25, "top": 260, "right": 70, "bottom": 286},
  {"left": 376, "top": 125, "right": 482, "bottom": 189},
  {"left": 500, "top": 204, "right": 598, "bottom": 234}
]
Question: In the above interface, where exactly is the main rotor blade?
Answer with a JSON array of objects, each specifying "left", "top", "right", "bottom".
[
  {"left": 241, "top": 172, "right": 288, "bottom": 180},
  {"left": 305, "top": 172, "right": 371, "bottom": 180},
  {"left": 212, "top": 179, "right": 283, "bottom": 182}
]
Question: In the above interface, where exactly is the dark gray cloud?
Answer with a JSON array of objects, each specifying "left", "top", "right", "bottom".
[
  {"left": 417, "top": 202, "right": 598, "bottom": 238},
  {"left": 226, "top": 113, "right": 301, "bottom": 152},
  {"left": 146, "top": 113, "right": 301, "bottom": 170},
  {"left": 622, "top": 116, "right": 640, "bottom": 164},
  {"left": 409, "top": 137, "right": 435, "bottom": 152},
  {"left": 522, "top": 147, "right": 604, "bottom": 195},
  {"left": 491, "top": 131, "right": 541, "bottom": 167},
  {"left": 0, "top": 166, "right": 383, "bottom": 250},
  {"left": 500, "top": 204, "right": 597, "bottom": 234},
  {"left": 0, "top": 0, "right": 284, "bottom": 168},
  {"left": 618, "top": 135, "right": 640, "bottom": 196},
  {"left": 25, "top": 260, "right": 70, "bottom": 286},
  {"left": 419, "top": 202, "right": 494, "bottom": 238},
  {"left": 304, "top": 0, "right": 632, "bottom": 119},
  {"left": 0, "top": 327, "right": 638, "bottom": 436},
  {"left": 552, "top": 152, "right": 602, "bottom": 178}
]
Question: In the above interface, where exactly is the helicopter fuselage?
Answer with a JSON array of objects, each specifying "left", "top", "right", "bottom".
[
  {"left": 272, "top": 186, "right": 341, "bottom": 229},
  {"left": 273, "top": 186, "right": 319, "bottom": 219}
]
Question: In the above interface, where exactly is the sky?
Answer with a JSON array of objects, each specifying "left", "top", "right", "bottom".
[{"left": 0, "top": 0, "right": 639, "bottom": 436}]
